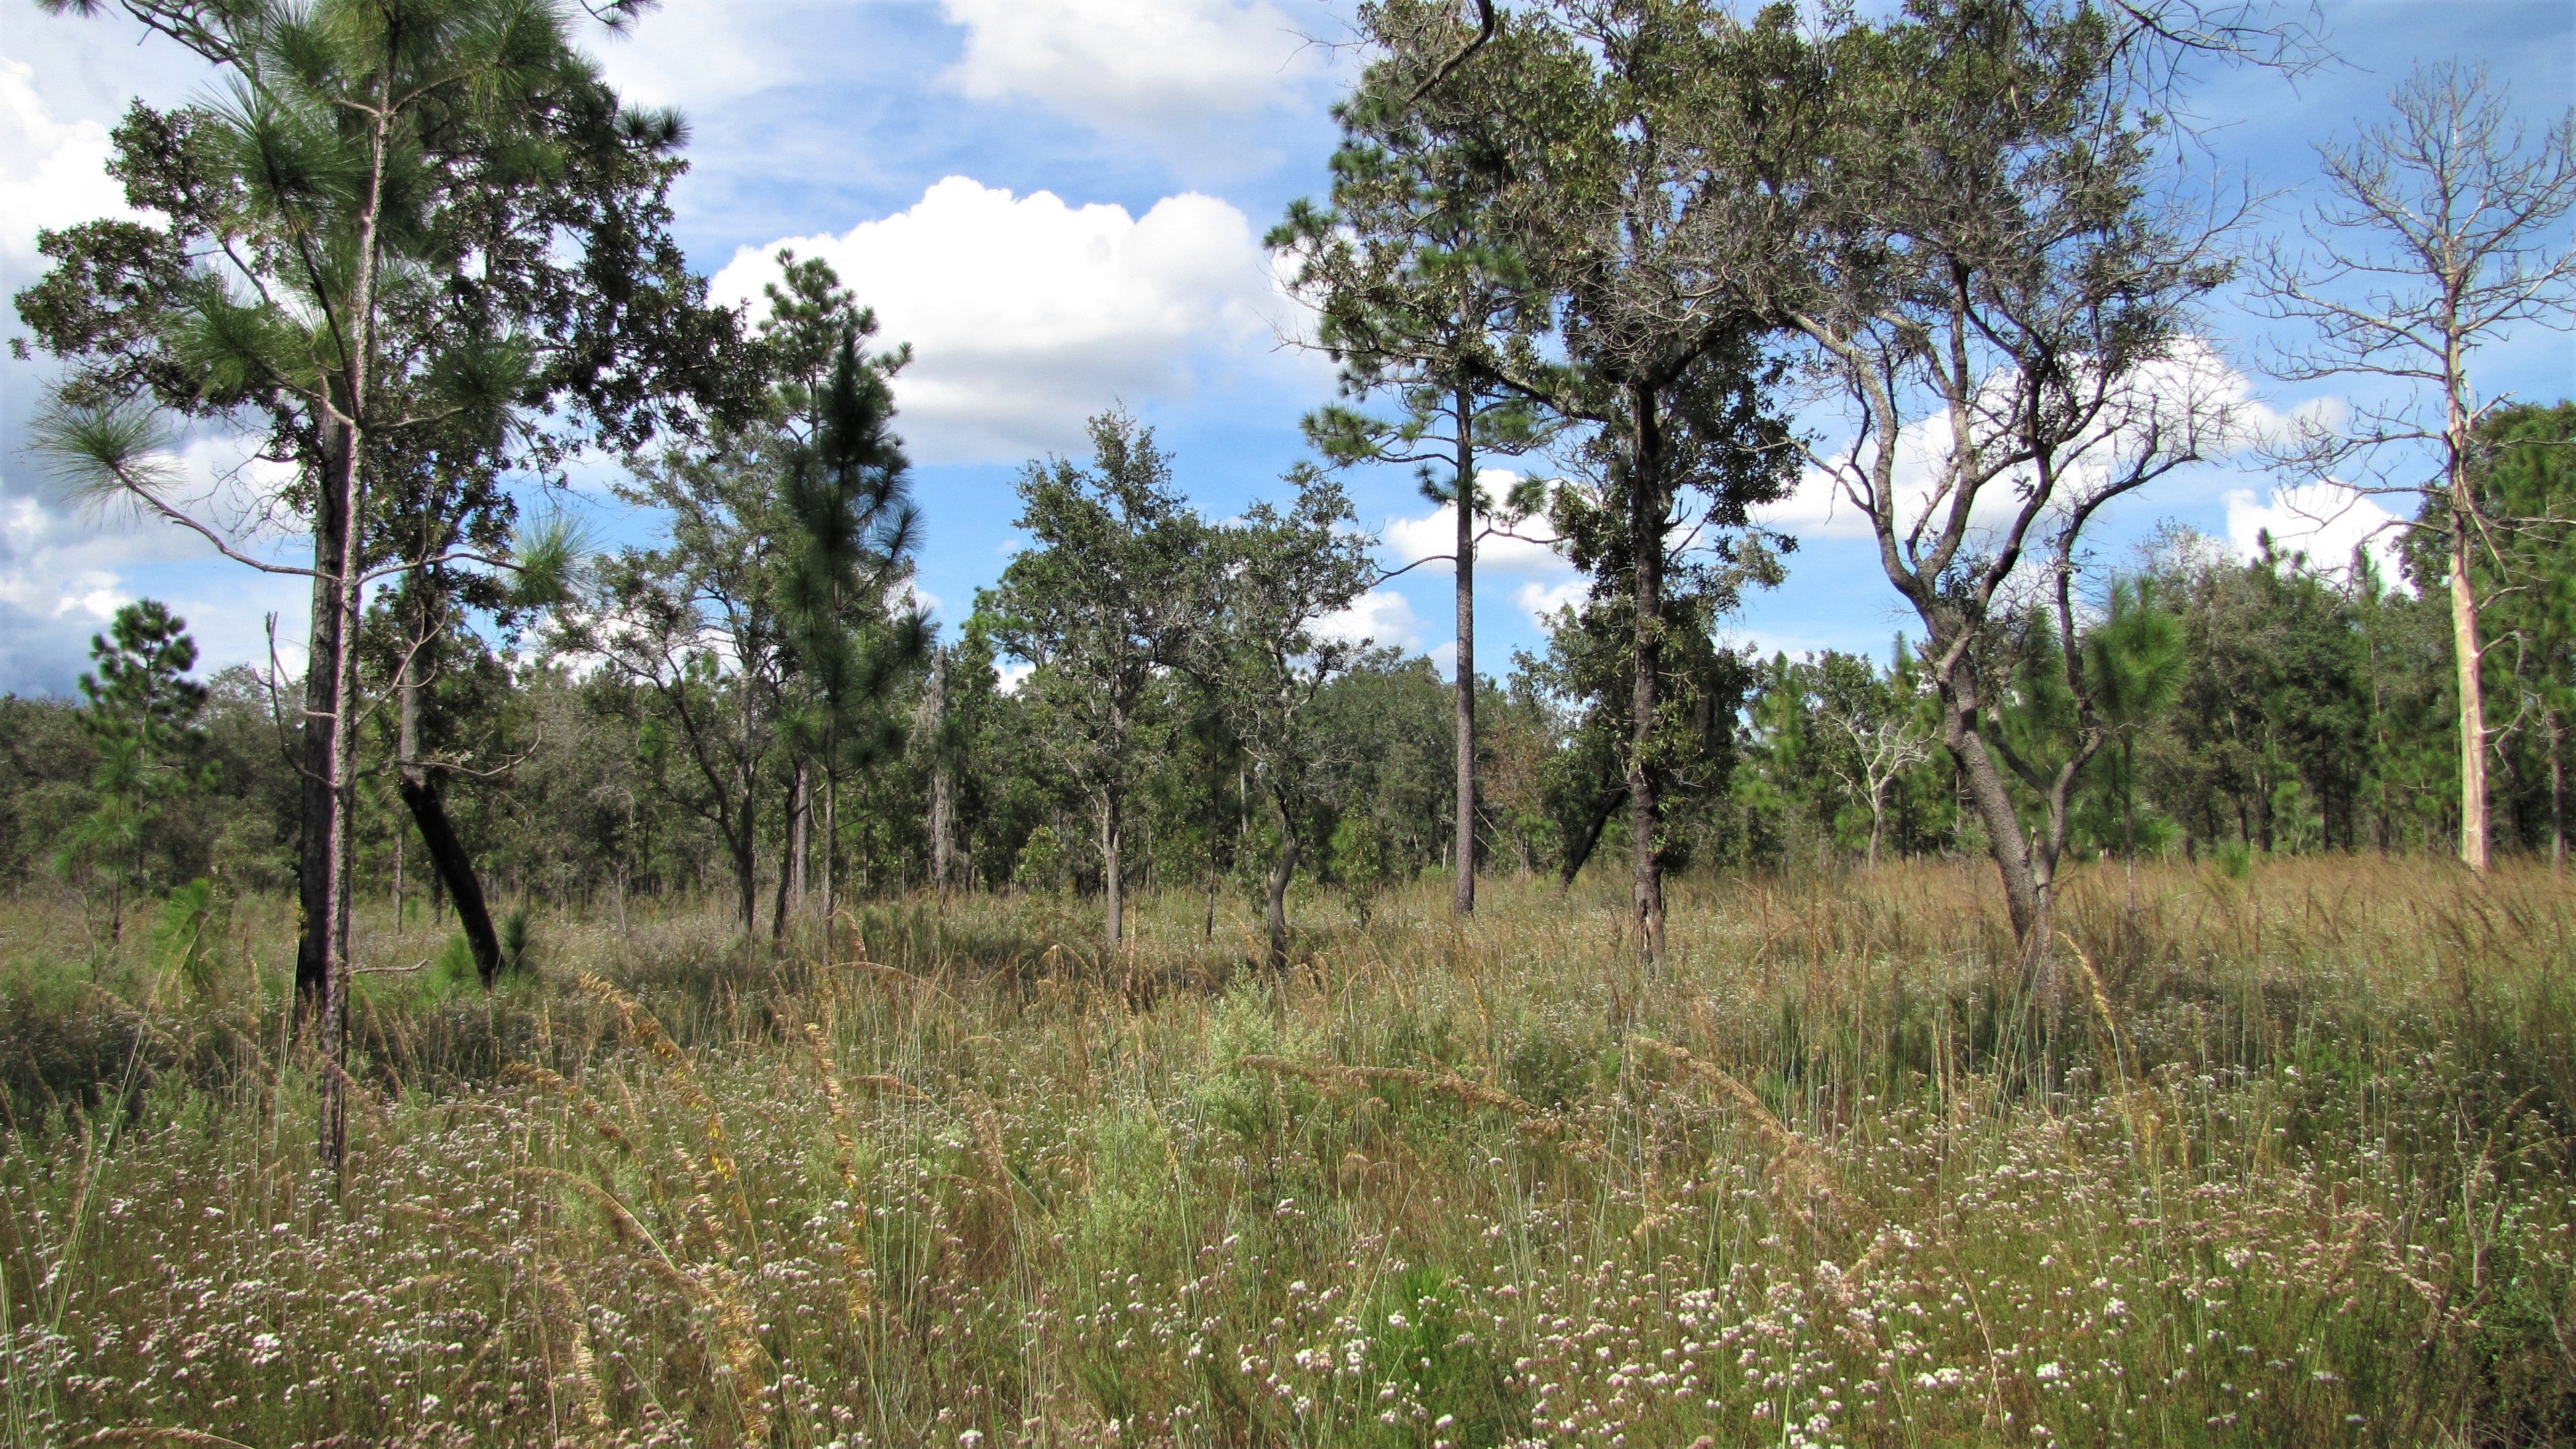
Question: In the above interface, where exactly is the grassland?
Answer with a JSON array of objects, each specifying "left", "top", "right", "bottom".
[{"left": 1, "top": 858, "right": 2572, "bottom": 1448}]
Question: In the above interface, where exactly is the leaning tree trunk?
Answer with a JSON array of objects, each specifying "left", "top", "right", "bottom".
[
  {"left": 1453, "top": 385, "right": 1478, "bottom": 918},
  {"left": 1558, "top": 782, "right": 1626, "bottom": 892},
  {"left": 396, "top": 592, "right": 503, "bottom": 984},
  {"left": 1934, "top": 667, "right": 2045, "bottom": 950}
]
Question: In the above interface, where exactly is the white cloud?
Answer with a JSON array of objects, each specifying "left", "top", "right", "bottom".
[
  {"left": 1316, "top": 587, "right": 1419, "bottom": 651},
  {"left": 1377, "top": 477, "right": 1588, "bottom": 635},
  {"left": 941, "top": 0, "right": 1323, "bottom": 133},
  {"left": 1, "top": 425, "right": 311, "bottom": 691},
  {"left": 2222, "top": 480, "right": 2406, "bottom": 578},
  {"left": 712, "top": 176, "right": 1288, "bottom": 463},
  {"left": 588, "top": 0, "right": 855, "bottom": 107},
  {"left": 1380, "top": 474, "right": 1568, "bottom": 576},
  {"left": 1764, "top": 338, "right": 2315, "bottom": 547},
  {"left": 0, "top": 54, "right": 140, "bottom": 264},
  {"left": 1513, "top": 578, "right": 1587, "bottom": 628}
]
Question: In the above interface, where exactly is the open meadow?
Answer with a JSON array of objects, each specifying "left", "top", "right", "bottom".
[{"left": 3, "top": 860, "right": 2572, "bottom": 1448}]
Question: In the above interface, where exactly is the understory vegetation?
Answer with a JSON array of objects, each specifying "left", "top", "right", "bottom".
[{"left": 4, "top": 859, "right": 2572, "bottom": 1447}]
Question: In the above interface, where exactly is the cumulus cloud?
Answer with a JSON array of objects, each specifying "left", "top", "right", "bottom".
[
  {"left": 2222, "top": 480, "right": 2406, "bottom": 578},
  {"left": 711, "top": 176, "right": 1289, "bottom": 463},
  {"left": 941, "top": 0, "right": 1324, "bottom": 134},
  {"left": 1513, "top": 578, "right": 1589, "bottom": 629},
  {"left": 1375, "top": 474, "right": 1589, "bottom": 633},
  {"left": 0, "top": 55, "right": 138, "bottom": 264},
  {"left": 1763, "top": 339, "right": 2317, "bottom": 547},
  {"left": 1379, "top": 473, "right": 1568, "bottom": 576},
  {"left": 1315, "top": 587, "right": 1420, "bottom": 651},
  {"left": 1, "top": 424, "right": 310, "bottom": 692},
  {"left": 588, "top": 0, "right": 859, "bottom": 107}
]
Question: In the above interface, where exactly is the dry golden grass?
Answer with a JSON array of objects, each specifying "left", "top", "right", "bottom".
[{"left": 1, "top": 855, "right": 2572, "bottom": 1447}]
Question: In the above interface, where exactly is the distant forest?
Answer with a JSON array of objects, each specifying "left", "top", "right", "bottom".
[{"left": 7, "top": 401, "right": 2569, "bottom": 943}]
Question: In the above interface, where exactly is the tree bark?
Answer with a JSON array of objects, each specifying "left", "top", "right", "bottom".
[
  {"left": 790, "top": 761, "right": 809, "bottom": 908},
  {"left": 1935, "top": 672, "right": 2043, "bottom": 946},
  {"left": 1625, "top": 390, "right": 1667, "bottom": 969},
  {"left": 770, "top": 782, "right": 794, "bottom": 941},
  {"left": 821, "top": 775, "right": 838, "bottom": 963},
  {"left": 1266, "top": 805, "right": 1300, "bottom": 979},
  {"left": 294, "top": 423, "right": 348, "bottom": 1014},
  {"left": 1453, "top": 385, "right": 1478, "bottom": 918},
  {"left": 928, "top": 652, "right": 953, "bottom": 897},
  {"left": 2550, "top": 710, "right": 2565, "bottom": 874},
  {"left": 1102, "top": 789, "right": 1124, "bottom": 960},
  {"left": 2451, "top": 488, "right": 2490, "bottom": 873},
  {"left": 733, "top": 816, "right": 757, "bottom": 937},
  {"left": 317, "top": 407, "right": 366, "bottom": 1177}
]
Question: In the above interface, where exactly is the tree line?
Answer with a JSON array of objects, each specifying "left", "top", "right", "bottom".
[
  {"left": 7, "top": 402, "right": 2569, "bottom": 941},
  {"left": 9, "top": 0, "right": 2573, "bottom": 1163}
]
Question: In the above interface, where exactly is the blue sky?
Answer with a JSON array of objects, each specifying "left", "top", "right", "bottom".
[{"left": 3, "top": 0, "right": 2571, "bottom": 696}]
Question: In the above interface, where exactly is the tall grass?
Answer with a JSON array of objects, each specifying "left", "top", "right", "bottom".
[{"left": 1, "top": 857, "right": 2571, "bottom": 1447}]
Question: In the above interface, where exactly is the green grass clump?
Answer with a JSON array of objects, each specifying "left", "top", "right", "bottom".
[{"left": 0, "top": 859, "right": 2571, "bottom": 1446}]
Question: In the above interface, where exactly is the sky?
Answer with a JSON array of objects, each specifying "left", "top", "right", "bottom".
[{"left": 1, "top": 0, "right": 2571, "bottom": 697}]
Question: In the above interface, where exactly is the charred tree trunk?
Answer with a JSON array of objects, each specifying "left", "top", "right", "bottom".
[
  {"left": 397, "top": 590, "right": 502, "bottom": 984},
  {"left": 1453, "top": 385, "right": 1479, "bottom": 918},
  {"left": 294, "top": 423, "right": 349, "bottom": 1014},
  {"left": 791, "top": 761, "right": 810, "bottom": 909},
  {"left": 1558, "top": 783, "right": 1627, "bottom": 892}
]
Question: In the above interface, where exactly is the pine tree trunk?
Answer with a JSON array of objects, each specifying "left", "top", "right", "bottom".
[
  {"left": 733, "top": 820, "right": 757, "bottom": 938},
  {"left": 791, "top": 761, "right": 809, "bottom": 909},
  {"left": 770, "top": 784, "right": 794, "bottom": 940},
  {"left": 319, "top": 81, "right": 400, "bottom": 1177},
  {"left": 1102, "top": 790, "right": 1124, "bottom": 961},
  {"left": 1453, "top": 386, "right": 1478, "bottom": 918},
  {"left": 2451, "top": 496, "right": 2490, "bottom": 873},
  {"left": 821, "top": 775, "right": 838, "bottom": 963},
  {"left": 2548, "top": 710, "right": 2563, "bottom": 875},
  {"left": 928, "top": 653, "right": 953, "bottom": 896},
  {"left": 317, "top": 416, "right": 366, "bottom": 1177},
  {"left": 294, "top": 423, "right": 348, "bottom": 1015},
  {"left": 1625, "top": 392, "right": 1667, "bottom": 970}
]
